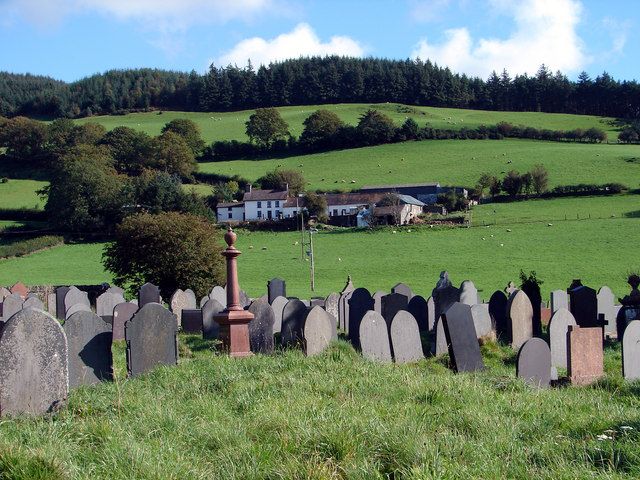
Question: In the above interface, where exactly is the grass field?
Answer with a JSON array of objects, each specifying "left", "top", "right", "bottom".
[
  {"left": 76, "top": 103, "right": 622, "bottom": 143},
  {"left": 0, "top": 336, "right": 638, "bottom": 479},
  {"left": 1, "top": 195, "right": 638, "bottom": 301},
  {"left": 0, "top": 179, "right": 47, "bottom": 210}
]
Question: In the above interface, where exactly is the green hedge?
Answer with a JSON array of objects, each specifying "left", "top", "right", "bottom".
[{"left": 0, "top": 235, "right": 64, "bottom": 258}]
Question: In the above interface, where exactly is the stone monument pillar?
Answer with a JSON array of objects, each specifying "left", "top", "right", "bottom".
[{"left": 214, "top": 228, "right": 254, "bottom": 357}]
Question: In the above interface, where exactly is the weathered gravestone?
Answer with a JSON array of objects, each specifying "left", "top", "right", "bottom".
[
  {"left": 471, "top": 303, "right": 493, "bottom": 339},
  {"left": 432, "top": 272, "right": 460, "bottom": 325},
  {"left": 489, "top": 290, "right": 509, "bottom": 341},
  {"left": 442, "top": 302, "right": 484, "bottom": 373},
  {"left": 408, "top": 295, "right": 428, "bottom": 333},
  {"left": 516, "top": 338, "right": 551, "bottom": 388},
  {"left": 64, "top": 286, "right": 90, "bottom": 315},
  {"left": 569, "top": 282, "right": 599, "bottom": 329},
  {"left": 138, "top": 283, "right": 160, "bottom": 308},
  {"left": 548, "top": 308, "right": 577, "bottom": 370},
  {"left": 181, "top": 310, "right": 202, "bottom": 333},
  {"left": 96, "top": 291, "right": 125, "bottom": 323},
  {"left": 521, "top": 280, "right": 542, "bottom": 336},
  {"left": 310, "top": 298, "right": 325, "bottom": 308},
  {"left": 271, "top": 296, "right": 288, "bottom": 335},
  {"left": 390, "top": 311, "right": 424, "bottom": 364},
  {"left": 55, "top": 286, "right": 70, "bottom": 321},
  {"left": 126, "top": 303, "right": 178, "bottom": 377},
  {"left": 64, "top": 311, "right": 113, "bottom": 387},
  {"left": 23, "top": 295, "right": 44, "bottom": 311},
  {"left": 433, "top": 316, "right": 448, "bottom": 356},
  {"left": 597, "top": 286, "right": 616, "bottom": 337},
  {"left": 550, "top": 289, "right": 569, "bottom": 313},
  {"left": 391, "top": 283, "right": 414, "bottom": 300},
  {"left": 348, "top": 288, "right": 374, "bottom": 350},
  {"left": 202, "top": 299, "right": 225, "bottom": 340},
  {"left": 359, "top": 311, "right": 392, "bottom": 363},
  {"left": 338, "top": 276, "right": 355, "bottom": 330},
  {"left": 170, "top": 289, "right": 196, "bottom": 327},
  {"left": 508, "top": 290, "right": 533, "bottom": 349},
  {"left": 303, "top": 306, "right": 333, "bottom": 356},
  {"left": 209, "top": 285, "right": 226, "bottom": 308},
  {"left": 324, "top": 292, "right": 340, "bottom": 328},
  {"left": 112, "top": 302, "right": 138, "bottom": 341},
  {"left": 267, "top": 278, "right": 286, "bottom": 304},
  {"left": 372, "top": 291, "right": 385, "bottom": 314},
  {"left": 623, "top": 320, "right": 640, "bottom": 380},
  {"left": 427, "top": 296, "right": 435, "bottom": 331},
  {"left": 247, "top": 300, "right": 275, "bottom": 354},
  {"left": 106, "top": 286, "right": 125, "bottom": 296},
  {"left": 0, "top": 287, "right": 10, "bottom": 301},
  {"left": 567, "top": 326, "right": 603, "bottom": 386},
  {"left": 47, "top": 293, "right": 56, "bottom": 316},
  {"left": 2, "top": 294, "right": 23, "bottom": 321},
  {"left": 281, "top": 299, "right": 308, "bottom": 348},
  {"left": 9, "top": 282, "right": 29, "bottom": 299},
  {"left": 459, "top": 280, "right": 478, "bottom": 306},
  {"left": 0, "top": 308, "right": 68, "bottom": 416},
  {"left": 199, "top": 296, "right": 208, "bottom": 308},
  {"left": 65, "top": 303, "right": 91, "bottom": 319}
]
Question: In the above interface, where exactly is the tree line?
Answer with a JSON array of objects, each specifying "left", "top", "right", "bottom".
[{"left": 1, "top": 57, "right": 639, "bottom": 119}]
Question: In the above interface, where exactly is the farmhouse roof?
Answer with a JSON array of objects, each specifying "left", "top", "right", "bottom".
[
  {"left": 217, "top": 201, "right": 244, "bottom": 208},
  {"left": 396, "top": 194, "right": 425, "bottom": 206},
  {"left": 360, "top": 182, "right": 440, "bottom": 190},
  {"left": 243, "top": 189, "right": 289, "bottom": 201},
  {"left": 324, "top": 192, "right": 385, "bottom": 206}
]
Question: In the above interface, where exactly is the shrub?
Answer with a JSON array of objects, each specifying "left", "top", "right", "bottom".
[
  {"left": 257, "top": 169, "right": 306, "bottom": 195},
  {"left": 356, "top": 109, "right": 395, "bottom": 146},
  {"left": 245, "top": 108, "right": 290, "bottom": 148},
  {"left": 0, "top": 235, "right": 64, "bottom": 258}
]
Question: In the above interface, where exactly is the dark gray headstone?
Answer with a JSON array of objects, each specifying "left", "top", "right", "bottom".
[
  {"left": 267, "top": 278, "right": 286, "bottom": 304},
  {"left": 138, "top": 283, "right": 160, "bottom": 308},
  {"left": 348, "top": 288, "right": 374, "bottom": 349},
  {"left": 521, "top": 281, "right": 542, "bottom": 336},
  {"left": 381, "top": 293, "right": 408, "bottom": 327},
  {"left": 55, "top": 286, "right": 70, "bottom": 321},
  {"left": 0, "top": 308, "right": 68, "bottom": 416},
  {"left": 303, "top": 306, "right": 333, "bottom": 356},
  {"left": 390, "top": 311, "right": 424, "bottom": 364},
  {"left": 391, "top": 283, "right": 413, "bottom": 300},
  {"left": 569, "top": 283, "right": 599, "bottom": 328},
  {"left": 65, "top": 303, "right": 91, "bottom": 319},
  {"left": 432, "top": 272, "right": 460, "bottom": 324},
  {"left": 408, "top": 295, "right": 428, "bottom": 334},
  {"left": 2, "top": 293, "right": 23, "bottom": 321},
  {"left": 442, "top": 302, "right": 484, "bottom": 373},
  {"left": 112, "top": 302, "right": 138, "bottom": 341},
  {"left": 202, "top": 299, "right": 225, "bottom": 340},
  {"left": 359, "top": 311, "right": 392, "bottom": 363},
  {"left": 623, "top": 320, "right": 640, "bottom": 380},
  {"left": 489, "top": 290, "right": 509, "bottom": 341},
  {"left": 181, "top": 309, "right": 203, "bottom": 333},
  {"left": 64, "top": 286, "right": 89, "bottom": 314},
  {"left": 125, "top": 303, "right": 178, "bottom": 377},
  {"left": 516, "top": 337, "right": 551, "bottom": 388},
  {"left": 271, "top": 296, "right": 288, "bottom": 334},
  {"left": 338, "top": 282, "right": 355, "bottom": 330},
  {"left": 281, "top": 299, "right": 308, "bottom": 348},
  {"left": 548, "top": 308, "right": 576, "bottom": 370},
  {"left": 248, "top": 300, "right": 275, "bottom": 354},
  {"left": 96, "top": 291, "right": 125, "bottom": 322},
  {"left": 64, "top": 311, "right": 113, "bottom": 388}
]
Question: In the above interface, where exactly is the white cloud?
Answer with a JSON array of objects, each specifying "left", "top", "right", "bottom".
[
  {"left": 217, "top": 23, "right": 366, "bottom": 67},
  {"left": 411, "top": 0, "right": 589, "bottom": 78},
  {"left": 602, "top": 17, "right": 630, "bottom": 56},
  {"left": 409, "top": 0, "right": 452, "bottom": 22}
]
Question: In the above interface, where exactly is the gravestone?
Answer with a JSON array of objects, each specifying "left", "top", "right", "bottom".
[
  {"left": 9, "top": 282, "right": 29, "bottom": 299},
  {"left": 310, "top": 298, "right": 325, "bottom": 308},
  {"left": 567, "top": 326, "right": 603, "bottom": 386},
  {"left": 112, "top": 302, "right": 138, "bottom": 341},
  {"left": 338, "top": 277, "right": 355, "bottom": 329},
  {"left": 184, "top": 289, "right": 197, "bottom": 308},
  {"left": 622, "top": 320, "right": 640, "bottom": 380},
  {"left": 433, "top": 316, "right": 448, "bottom": 356},
  {"left": 459, "top": 280, "right": 478, "bottom": 306},
  {"left": 0, "top": 308, "right": 68, "bottom": 416},
  {"left": 64, "top": 311, "right": 113, "bottom": 387},
  {"left": 597, "top": 286, "right": 616, "bottom": 336},
  {"left": 106, "top": 286, "right": 125, "bottom": 296},
  {"left": 1, "top": 294, "right": 23, "bottom": 322},
  {"left": 238, "top": 289, "right": 250, "bottom": 308},
  {"left": 489, "top": 290, "right": 509, "bottom": 341},
  {"left": 199, "top": 296, "right": 208, "bottom": 308},
  {"left": 569, "top": 282, "right": 599, "bottom": 328},
  {"left": 96, "top": 291, "right": 125, "bottom": 323},
  {"left": 427, "top": 296, "right": 436, "bottom": 331},
  {"left": 372, "top": 291, "right": 385, "bottom": 314},
  {"left": 271, "top": 296, "right": 288, "bottom": 335},
  {"left": 508, "top": 290, "right": 533, "bottom": 349},
  {"left": 390, "top": 311, "right": 424, "bottom": 364},
  {"left": 471, "top": 303, "right": 493, "bottom": 338},
  {"left": 408, "top": 295, "right": 429, "bottom": 333},
  {"left": 359, "top": 311, "right": 392, "bottom": 363},
  {"left": 0, "top": 287, "right": 9, "bottom": 301},
  {"left": 432, "top": 272, "right": 460, "bottom": 325},
  {"left": 348, "top": 288, "right": 374, "bottom": 350},
  {"left": 516, "top": 338, "right": 551, "bottom": 388},
  {"left": 303, "top": 306, "right": 333, "bottom": 356},
  {"left": 442, "top": 302, "right": 484, "bottom": 373},
  {"left": 138, "top": 283, "right": 160, "bottom": 308},
  {"left": 391, "top": 283, "right": 413, "bottom": 300},
  {"left": 47, "top": 293, "right": 56, "bottom": 316},
  {"left": 281, "top": 299, "right": 308, "bottom": 348},
  {"left": 267, "top": 278, "right": 286, "bottom": 304},
  {"left": 23, "top": 296, "right": 44, "bottom": 310},
  {"left": 55, "top": 286, "right": 70, "bottom": 321},
  {"left": 324, "top": 293, "right": 340, "bottom": 326},
  {"left": 551, "top": 290, "right": 569, "bottom": 313},
  {"left": 170, "top": 289, "right": 196, "bottom": 327},
  {"left": 548, "top": 308, "right": 577, "bottom": 370},
  {"left": 247, "top": 300, "right": 275, "bottom": 354},
  {"left": 521, "top": 281, "right": 542, "bottom": 336},
  {"left": 64, "top": 286, "right": 90, "bottom": 314},
  {"left": 381, "top": 293, "right": 408, "bottom": 328},
  {"left": 209, "top": 286, "right": 226, "bottom": 307},
  {"left": 181, "top": 309, "right": 203, "bottom": 333},
  {"left": 126, "top": 303, "right": 178, "bottom": 377},
  {"left": 202, "top": 299, "right": 225, "bottom": 340},
  {"left": 65, "top": 303, "right": 91, "bottom": 319}
]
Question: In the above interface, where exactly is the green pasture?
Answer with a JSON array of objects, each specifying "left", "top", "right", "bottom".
[
  {"left": 0, "top": 179, "right": 47, "bottom": 210},
  {"left": 202, "top": 139, "right": 640, "bottom": 191},
  {"left": 76, "top": 103, "right": 621, "bottom": 143}
]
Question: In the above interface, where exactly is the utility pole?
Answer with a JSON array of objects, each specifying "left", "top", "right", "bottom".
[
  {"left": 298, "top": 195, "right": 304, "bottom": 261},
  {"left": 309, "top": 227, "right": 317, "bottom": 292}
]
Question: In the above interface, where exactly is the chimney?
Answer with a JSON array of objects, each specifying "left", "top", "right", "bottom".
[
  {"left": 285, "top": 183, "right": 289, "bottom": 193},
  {"left": 248, "top": 184, "right": 252, "bottom": 193}
]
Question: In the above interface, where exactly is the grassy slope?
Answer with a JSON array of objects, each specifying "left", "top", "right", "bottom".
[
  {"left": 0, "top": 338, "right": 638, "bottom": 479},
  {"left": 0, "top": 179, "right": 47, "bottom": 210},
  {"left": 201, "top": 139, "right": 640, "bottom": 191},
  {"left": 76, "top": 103, "right": 621, "bottom": 143},
  {"left": 1, "top": 196, "right": 638, "bottom": 300}
]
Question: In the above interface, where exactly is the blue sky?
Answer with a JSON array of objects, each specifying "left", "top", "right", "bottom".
[{"left": 0, "top": 0, "right": 636, "bottom": 82}]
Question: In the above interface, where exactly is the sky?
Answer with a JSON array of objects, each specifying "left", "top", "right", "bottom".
[{"left": 0, "top": 0, "right": 637, "bottom": 82}]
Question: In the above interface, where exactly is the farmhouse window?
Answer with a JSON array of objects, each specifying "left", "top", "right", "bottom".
[
  {"left": 267, "top": 201, "right": 272, "bottom": 208},
  {"left": 275, "top": 201, "right": 280, "bottom": 207},
  {"left": 257, "top": 211, "right": 262, "bottom": 218},
  {"left": 257, "top": 201, "right": 262, "bottom": 208}
]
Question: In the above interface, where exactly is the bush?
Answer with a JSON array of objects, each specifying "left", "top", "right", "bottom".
[
  {"left": 161, "top": 118, "right": 205, "bottom": 156},
  {"left": 103, "top": 212, "right": 225, "bottom": 298},
  {"left": 0, "top": 235, "right": 64, "bottom": 258},
  {"left": 356, "top": 109, "right": 395, "bottom": 146},
  {"left": 257, "top": 169, "right": 306, "bottom": 195}
]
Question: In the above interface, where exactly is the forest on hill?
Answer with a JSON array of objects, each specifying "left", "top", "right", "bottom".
[{"left": 1, "top": 56, "right": 639, "bottom": 120}]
